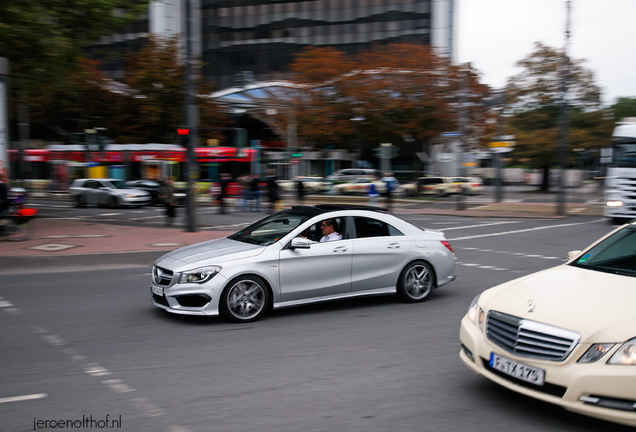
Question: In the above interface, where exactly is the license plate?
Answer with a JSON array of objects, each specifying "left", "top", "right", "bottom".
[
  {"left": 151, "top": 284, "right": 163, "bottom": 296},
  {"left": 489, "top": 352, "right": 545, "bottom": 386}
]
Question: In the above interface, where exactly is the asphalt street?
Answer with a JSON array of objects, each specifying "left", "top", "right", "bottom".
[{"left": 1, "top": 213, "right": 630, "bottom": 432}]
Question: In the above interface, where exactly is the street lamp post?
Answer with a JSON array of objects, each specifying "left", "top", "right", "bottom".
[
  {"left": 556, "top": 0, "right": 571, "bottom": 216},
  {"left": 184, "top": 0, "right": 198, "bottom": 232}
]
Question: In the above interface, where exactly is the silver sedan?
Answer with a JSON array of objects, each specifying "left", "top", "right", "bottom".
[{"left": 150, "top": 205, "right": 457, "bottom": 322}]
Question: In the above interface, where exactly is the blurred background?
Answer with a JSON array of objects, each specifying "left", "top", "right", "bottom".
[{"left": 1, "top": 0, "right": 635, "bottom": 199}]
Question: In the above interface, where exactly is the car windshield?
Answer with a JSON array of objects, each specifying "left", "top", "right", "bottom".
[
  {"left": 611, "top": 141, "right": 636, "bottom": 167},
  {"left": 570, "top": 225, "right": 636, "bottom": 277},
  {"left": 110, "top": 180, "right": 128, "bottom": 189},
  {"left": 228, "top": 212, "right": 312, "bottom": 246}
]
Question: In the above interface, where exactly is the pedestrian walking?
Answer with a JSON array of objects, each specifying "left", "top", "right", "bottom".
[
  {"left": 162, "top": 178, "right": 177, "bottom": 226},
  {"left": 266, "top": 170, "right": 280, "bottom": 212},
  {"left": 382, "top": 172, "right": 398, "bottom": 212},
  {"left": 249, "top": 174, "right": 261, "bottom": 211},
  {"left": 218, "top": 173, "right": 231, "bottom": 214},
  {"left": 296, "top": 176, "right": 305, "bottom": 205},
  {"left": 237, "top": 173, "right": 251, "bottom": 210},
  {"left": 368, "top": 181, "right": 380, "bottom": 206}
]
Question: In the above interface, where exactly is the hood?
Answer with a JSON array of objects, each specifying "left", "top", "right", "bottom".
[
  {"left": 160, "top": 237, "right": 263, "bottom": 267},
  {"left": 482, "top": 265, "right": 636, "bottom": 342}
]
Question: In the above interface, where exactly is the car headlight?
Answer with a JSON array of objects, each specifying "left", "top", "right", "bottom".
[
  {"left": 179, "top": 266, "right": 222, "bottom": 284},
  {"left": 124, "top": 194, "right": 138, "bottom": 198},
  {"left": 606, "top": 200, "right": 623, "bottom": 207},
  {"left": 467, "top": 294, "right": 485, "bottom": 332},
  {"left": 608, "top": 338, "right": 636, "bottom": 365},
  {"left": 578, "top": 343, "right": 615, "bottom": 363}
]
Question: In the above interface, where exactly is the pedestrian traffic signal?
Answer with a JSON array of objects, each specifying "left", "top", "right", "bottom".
[{"left": 177, "top": 128, "right": 190, "bottom": 136}]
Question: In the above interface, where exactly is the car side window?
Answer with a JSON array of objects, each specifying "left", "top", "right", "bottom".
[
  {"left": 354, "top": 217, "right": 403, "bottom": 238},
  {"left": 302, "top": 217, "right": 346, "bottom": 242},
  {"left": 86, "top": 180, "right": 98, "bottom": 189}
]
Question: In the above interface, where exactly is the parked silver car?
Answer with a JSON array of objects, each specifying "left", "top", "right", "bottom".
[
  {"left": 150, "top": 205, "right": 457, "bottom": 322},
  {"left": 69, "top": 178, "right": 151, "bottom": 208}
]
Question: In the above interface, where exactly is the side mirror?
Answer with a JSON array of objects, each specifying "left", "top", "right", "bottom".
[
  {"left": 290, "top": 237, "right": 311, "bottom": 249},
  {"left": 567, "top": 250, "right": 582, "bottom": 262}
]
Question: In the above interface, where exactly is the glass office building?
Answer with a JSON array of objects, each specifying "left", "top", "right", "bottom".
[{"left": 201, "top": 0, "right": 454, "bottom": 88}]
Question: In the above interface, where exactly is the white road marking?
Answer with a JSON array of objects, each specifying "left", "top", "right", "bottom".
[
  {"left": 42, "top": 334, "right": 66, "bottom": 346},
  {"left": 448, "top": 219, "right": 604, "bottom": 241},
  {"left": 0, "top": 394, "right": 47, "bottom": 404},
  {"left": 102, "top": 379, "right": 135, "bottom": 393},
  {"left": 84, "top": 363, "right": 112, "bottom": 377},
  {"left": 439, "top": 221, "right": 520, "bottom": 231},
  {"left": 0, "top": 300, "right": 14, "bottom": 308},
  {"left": 130, "top": 397, "right": 164, "bottom": 418},
  {"left": 98, "top": 213, "right": 121, "bottom": 217}
]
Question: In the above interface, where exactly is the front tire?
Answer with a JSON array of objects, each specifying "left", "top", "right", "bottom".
[
  {"left": 220, "top": 275, "right": 269, "bottom": 323},
  {"left": 3, "top": 218, "right": 33, "bottom": 242},
  {"left": 397, "top": 261, "right": 435, "bottom": 302}
]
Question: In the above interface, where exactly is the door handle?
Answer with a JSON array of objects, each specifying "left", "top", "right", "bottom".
[
  {"left": 333, "top": 246, "right": 348, "bottom": 253},
  {"left": 388, "top": 243, "right": 401, "bottom": 249}
]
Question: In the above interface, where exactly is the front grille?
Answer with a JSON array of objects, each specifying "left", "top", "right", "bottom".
[
  {"left": 486, "top": 311, "right": 580, "bottom": 362},
  {"left": 175, "top": 294, "right": 211, "bottom": 308},
  {"left": 153, "top": 265, "right": 173, "bottom": 286}
]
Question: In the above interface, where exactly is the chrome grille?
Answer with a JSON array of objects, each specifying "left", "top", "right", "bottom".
[
  {"left": 153, "top": 265, "right": 174, "bottom": 287},
  {"left": 487, "top": 311, "right": 580, "bottom": 362}
]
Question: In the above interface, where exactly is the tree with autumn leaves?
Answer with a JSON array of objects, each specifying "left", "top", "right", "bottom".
[
  {"left": 505, "top": 42, "right": 613, "bottom": 190},
  {"left": 101, "top": 35, "right": 226, "bottom": 144},
  {"left": 30, "top": 35, "right": 226, "bottom": 144},
  {"left": 288, "top": 43, "right": 494, "bottom": 164}
]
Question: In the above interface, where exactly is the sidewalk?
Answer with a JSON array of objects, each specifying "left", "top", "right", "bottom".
[{"left": 0, "top": 189, "right": 604, "bottom": 257}]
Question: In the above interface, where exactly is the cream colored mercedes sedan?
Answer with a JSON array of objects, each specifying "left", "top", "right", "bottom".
[{"left": 459, "top": 221, "right": 636, "bottom": 427}]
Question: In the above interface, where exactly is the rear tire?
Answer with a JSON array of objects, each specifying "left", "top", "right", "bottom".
[{"left": 397, "top": 261, "right": 435, "bottom": 302}]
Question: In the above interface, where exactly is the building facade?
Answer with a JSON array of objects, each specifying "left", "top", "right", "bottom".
[
  {"left": 201, "top": 0, "right": 454, "bottom": 89},
  {"left": 88, "top": 0, "right": 453, "bottom": 88}
]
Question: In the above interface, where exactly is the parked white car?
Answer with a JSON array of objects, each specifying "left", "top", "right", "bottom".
[
  {"left": 332, "top": 178, "right": 387, "bottom": 195},
  {"left": 452, "top": 177, "right": 484, "bottom": 195},
  {"left": 278, "top": 177, "right": 327, "bottom": 194},
  {"left": 459, "top": 221, "right": 636, "bottom": 427},
  {"left": 69, "top": 178, "right": 151, "bottom": 208}
]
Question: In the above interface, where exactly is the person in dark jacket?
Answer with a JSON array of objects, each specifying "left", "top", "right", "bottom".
[
  {"left": 296, "top": 176, "right": 305, "bottom": 205},
  {"left": 218, "top": 173, "right": 231, "bottom": 214},
  {"left": 161, "top": 178, "right": 177, "bottom": 226},
  {"left": 249, "top": 174, "right": 260, "bottom": 211},
  {"left": 266, "top": 171, "right": 280, "bottom": 212},
  {"left": 0, "top": 170, "right": 9, "bottom": 218}
]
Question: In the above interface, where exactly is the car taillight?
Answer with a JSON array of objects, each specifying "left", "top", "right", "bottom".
[{"left": 441, "top": 240, "right": 454, "bottom": 253}]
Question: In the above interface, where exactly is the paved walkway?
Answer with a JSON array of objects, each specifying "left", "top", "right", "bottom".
[{"left": 0, "top": 190, "right": 603, "bottom": 257}]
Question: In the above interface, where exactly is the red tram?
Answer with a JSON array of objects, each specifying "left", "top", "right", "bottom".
[{"left": 8, "top": 144, "right": 258, "bottom": 190}]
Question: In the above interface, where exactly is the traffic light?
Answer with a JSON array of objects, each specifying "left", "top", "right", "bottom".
[{"left": 177, "top": 127, "right": 190, "bottom": 147}]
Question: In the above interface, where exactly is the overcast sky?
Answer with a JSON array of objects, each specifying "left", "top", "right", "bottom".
[{"left": 456, "top": 0, "right": 636, "bottom": 106}]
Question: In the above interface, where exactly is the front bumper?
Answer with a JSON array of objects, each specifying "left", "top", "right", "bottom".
[
  {"left": 459, "top": 315, "right": 636, "bottom": 427},
  {"left": 150, "top": 275, "right": 228, "bottom": 317},
  {"left": 120, "top": 196, "right": 151, "bottom": 206}
]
